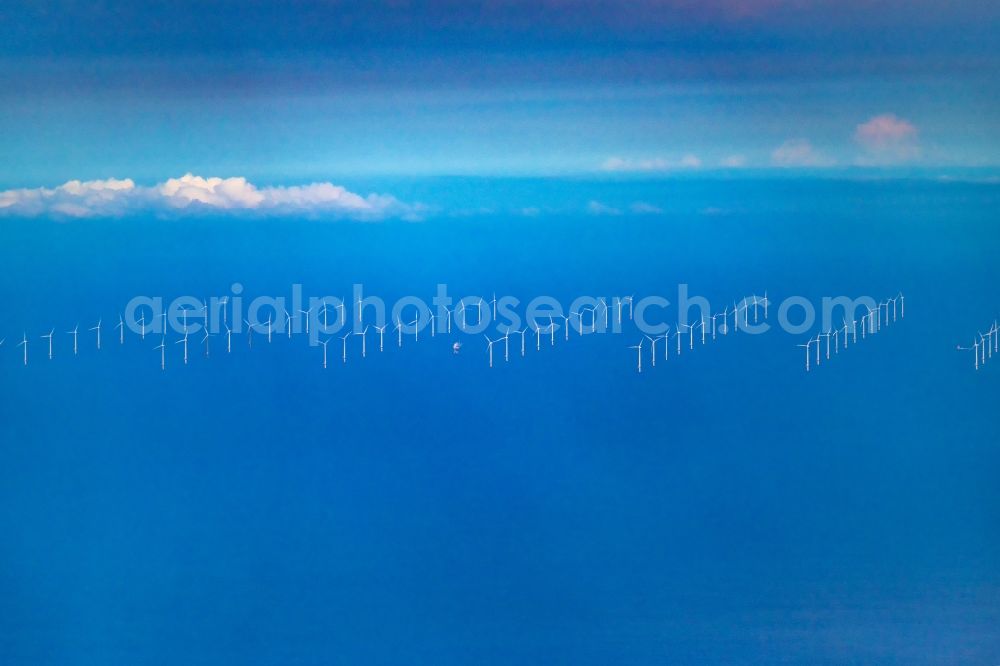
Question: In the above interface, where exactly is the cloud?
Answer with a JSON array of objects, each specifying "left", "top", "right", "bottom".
[
  {"left": 629, "top": 202, "right": 663, "bottom": 214},
  {"left": 770, "top": 139, "right": 834, "bottom": 167},
  {"left": 854, "top": 114, "right": 919, "bottom": 163},
  {"left": 601, "top": 155, "right": 701, "bottom": 172},
  {"left": 0, "top": 173, "right": 415, "bottom": 219},
  {"left": 720, "top": 154, "right": 747, "bottom": 168},
  {"left": 679, "top": 154, "right": 702, "bottom": 168},
  {"left": 587, "top": 200, "right": 623, "bottom": 216}
]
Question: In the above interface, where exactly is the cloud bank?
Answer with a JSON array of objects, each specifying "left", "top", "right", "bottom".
[
  {"left": 0, "top": 174, "right": 415, "bottom": 219},
  {"left": 770, "top": 139, "right": 834, "bottom": 167},
  {"left": 601, "top": 155, "right": 702, "bottom": 172},
  {"left": 854, "top": 114, "right": 919, "bottom": 163}
]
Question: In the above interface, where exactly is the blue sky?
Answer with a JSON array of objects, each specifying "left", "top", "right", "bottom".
[{"left": 0, "top": 0, "right": 998, "bottom": 188}]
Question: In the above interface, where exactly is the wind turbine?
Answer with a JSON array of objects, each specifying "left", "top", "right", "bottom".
[
  {"left": 560, "top": 314, "right": 572, "bottom": 341},
  {"left": 490, "top": 293, "right": 498, "bottom": 321},
  {"left": 67, "top": 324, "right": 79, "bottom": 355},
  {"left": 374, "top": 324, "right": 387, "bottom": 352},
  {"left": 441, "top": 306, "right": 453, "bottom": 334},
  {"left": 320, "top": 338, "right": 329, "bottom": 369},
  {"left": 341, "top": 332, "right": 350, "bottom": 363},
  {"left": 17, "top": 333, "right": 27, "bottom": 366},
  {"left": 762, "top": 291, "right": 769, "bottom": 319},
  {"left": 599, "top": 297, "right": 609, "bottom": 329},
  {"left": 202, "top": 330, "right": 212, "bottom": 358},
  {"left": 394, "top": 317, "right": 403, "bottom": 348},
  {"left": 225, "top": 322, "right": 232, "bottom": 353},
  {"left": 298, "top": 306, "right": 312, "bottom": 334},
  {"left": 548, "top": 316, "right": 556, "bottom": 346},
  {"left": 409, "top": 317, "right": 420, "bottom": 342},
  {"left": 176, "top": 329, "right": 189, "bottom": 365},
  {"left": 797, "top": 340, "right": 811, "bottom": 372},
  {"left": 90, "top": 318, "right": 102, "bottom": 350},
  {"left": 155, "top": 338, "right": 165, "bottom": 370},
  {"left": 626, "top": 295, "right": 634, "bottom": 320},
  {"left": 645, "top": 335, "right": 659, "bottom": 368},
  {"left": 139, "top": 313, "right": 146, "bottom": 340},
  {"left": 356, "top": 325, "right": 370, "bottom": 358},
  {"left": 219, "top": 296, "right": 229, "bottom": 330},
  {"left": 266, "top": 313, "right": 273, "bottom": 344},
  {"left": 284, "top": 308, "right": 294, "bottom": 338},
  {"left": 41, "top": 329, "right": 54, "bottom": 359},
  {"left": 116, "top": 314, "right": 125, "bottom": 345},
  {"left": 484, "top": 335, "right": 498, "bottom": 368},
  {"left": 503, "top": 332, "right": 510, "bottom": 362},
  {"left": 509, "top": 327, "right": 527, "bottom": 357},
  {"left": 957, "top": 342, "right": 979, "bottom": 370},
  {"left": 244, "top": 319, "right": 254, "bottom": 349},
  {"left": 628, "top": 339, "right": 643, "bottom": 373}
]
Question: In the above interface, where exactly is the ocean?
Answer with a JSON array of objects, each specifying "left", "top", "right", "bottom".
[{"left": 1, "top": 176, "right": 998, "bottom": 664}]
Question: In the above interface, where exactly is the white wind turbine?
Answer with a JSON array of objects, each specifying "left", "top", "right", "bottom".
[
  {"left": 356, "top": 325, "right": 370, "bottom": 358},
  {"left": 67, "top": 324, "right": 79, "bottom": 355},
  {"left": 284, "top": 308, "right": 294, "bottom": 338},
  {"left": 560, "top": 314, "right": 572, "bottom": 341},
  {"left": 628, "top": 339, "right": 643, "bottom": 373},
  {"left": 441, "top": 306, "right": 453, "bottom": 334},
  {"left": 225, "top": 322, "right": 232, "bottom": 353},
  {"left": 176, "top": 329, "right": 189, "bottom": 365},
  {"left": 341, "top": 332, "right": 350, "bottom": 363},
  {"left": 116, "top": 314, "right": 125, "bottom": 345},
  {"left": 509, "top": 328, "right": 527, "bottom": 357},
  {"left": 484, "top": 335, "right": 498, "bottom": 368},
  {"left": 202, "top": 330, "right": 212, "bottom": 358},
  {"left": 266, "top": 313, "right": 273, "bottom": 344},
  {"left": 41, "top": 329, "right": 56, "bottom": 361},
  {"left": 394, "top": 317, "right": 403, "bottom": 348},
  {"left": 155, "top": 338, "right": 166, "bottom": 370},
  {"left": 244, "top": 319, "right": 255, "bottom": 349},
  {"left": 599, "top": 297, "right": 609, "bottom": 329},
  {"left": 298, "top": 306, "right": 313, "bottom": 334},
  {"left": 90, "top": 318, "right": 102, "bottom": 350},
  {"left": 547, "top": 316, "right": 556, "bottom": 346},
  {"left": 644, "top": 335, "right": 659, "bottom": 368},
  {"left": 797, "top": 339, "right": 812, "bottom": 372},
  {"left": 17, "top": 332, "right": 27, "bottom": 366},
  {"left": 956, "top": 342, "right": 978, "bottom": 371},
  {"left": 320, "top": 338, "right": 330, "bottom": 369},
  {"left": 41, "top": 329, "right": 54, "bottom": 359},
  {"left": 409, "top": 317, "right": 420, "bottom": 342},
  {"left": 490, "top": 293, "right": 498, "bottom": 321},
  {"left": 374, "top": 324, "right": 387, "bottom": 352},
  {"left": 139, "top": 313, "right": 146, "bottom": 340}
]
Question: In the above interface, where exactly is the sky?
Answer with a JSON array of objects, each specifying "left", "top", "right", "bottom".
[{"left": 0, "top": 0, "right": 998, "bottom": 193}]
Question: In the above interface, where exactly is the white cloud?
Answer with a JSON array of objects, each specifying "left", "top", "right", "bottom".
[
  {"left": 679, "top": 154, "right": 702, "bottom": 168},
  {"left": 0, "top": 173, "right": 414, "bottom": 219},
  {"left": 601, "top": 155, "right": 701, "bottom": 172},
  {"left": 720, "top": 154, "right": 747, "bottom": 168},
  {"left": 854, "top": 114, "right": 919, "bottom": 163},
  {"left": 770, "top": 139, "right": 834, "bottom": 167},
  {"left": 629, "top": 202, "right": 663, "bottom": 214},
  {"left": 587, "top": 200, "right": 623, "bottom": 216}
]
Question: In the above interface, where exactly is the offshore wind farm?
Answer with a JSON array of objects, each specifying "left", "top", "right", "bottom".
[{"left": 2, "top": 1, "right": 1000, "bottom": 664}]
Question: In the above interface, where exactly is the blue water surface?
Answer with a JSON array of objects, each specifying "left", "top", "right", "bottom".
[{"left": 1, "top": 177, "right": 998, "bottom": 665}]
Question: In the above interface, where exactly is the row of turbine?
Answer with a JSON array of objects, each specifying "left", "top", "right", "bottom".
[
  {"left": 795, "top": 293, "right": 904, "bottom": 372},
  {"left": 0, "top": 294, "right": 644, "bottom": 369},
  {"left": 956, "top": 320, "right": 998, "bottom": 371},
  {"left": 625, "top": 293, "right": 770, "bottom": 373}
]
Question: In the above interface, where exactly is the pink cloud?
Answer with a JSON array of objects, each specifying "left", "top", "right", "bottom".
[{"left": 854, "top": 114, "right": 919, "bottom": 162}]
